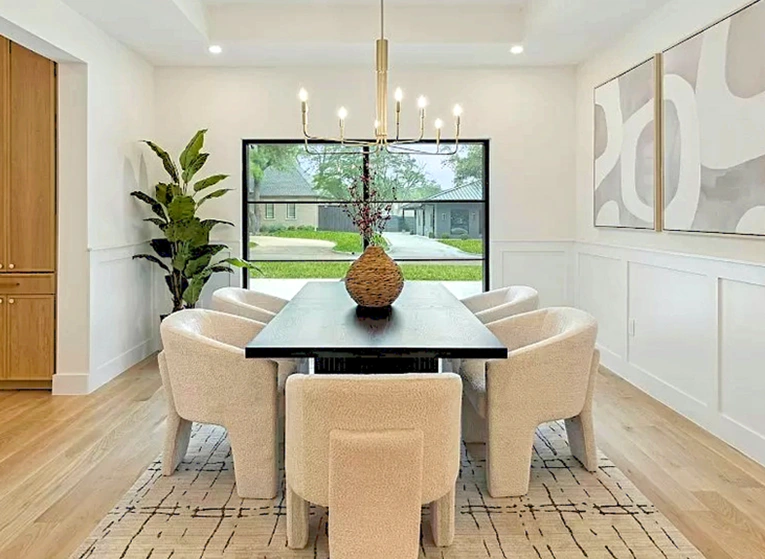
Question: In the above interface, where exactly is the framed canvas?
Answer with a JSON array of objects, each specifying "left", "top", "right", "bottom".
[
  {"left": 663, "top": 0, "right": 765, "bottom": 236},
  {"left": 594, "top": 56, "right": 660, "bottom": 230}
]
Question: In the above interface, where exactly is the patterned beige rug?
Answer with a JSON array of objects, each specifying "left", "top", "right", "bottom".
[{"left": 72, "top": 422, "right": 704, "bottom": 559}]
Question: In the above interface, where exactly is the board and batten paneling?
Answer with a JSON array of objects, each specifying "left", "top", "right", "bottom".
[
  {"left": 9, "top": 42, "right": 56, "bottom": 273},
  {"left": 575, "top": 252, "right": 627, "bottom": 359},
  {"left": 492, "top": 241, "right": 574, "bottom": 307},
  {"left": 575, "top": 242, "right": 765, "bottom": 466},
  {"left": 719, "top": 278, "right": 765, "bottom": 439}
]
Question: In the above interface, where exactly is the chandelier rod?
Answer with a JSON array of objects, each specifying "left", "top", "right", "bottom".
[{"left": 380, "top": 0, "right": 385, "bottom": 40}]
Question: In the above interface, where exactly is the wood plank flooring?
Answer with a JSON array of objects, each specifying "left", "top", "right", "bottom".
[{"left": 0, "top": 357, "right": 763, "bottom": 559}]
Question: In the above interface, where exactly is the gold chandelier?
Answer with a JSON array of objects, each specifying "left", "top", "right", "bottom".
[{"left": 298, "top": 0, "right": 462, "bottom": 155}]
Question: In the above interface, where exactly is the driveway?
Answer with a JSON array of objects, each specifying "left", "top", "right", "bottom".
[
  {"left": 250, "top": 235, "right": 351, "bottom": 260},
  {"left": 383, "top": 232, "right": 478, "bottom": 261}
]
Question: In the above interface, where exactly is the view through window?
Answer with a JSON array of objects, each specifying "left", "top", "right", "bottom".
[{"left": 242, "top": 141, "right": 488, "bottom": 291}]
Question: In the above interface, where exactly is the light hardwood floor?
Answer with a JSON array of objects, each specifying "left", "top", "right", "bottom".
[{"left": 0, "top": 357, "right": 764, "bottom": 559}]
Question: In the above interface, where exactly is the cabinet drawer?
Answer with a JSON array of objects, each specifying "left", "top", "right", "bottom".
[{"left": 0, "top": 274, "right": 56, "bottom": 294}]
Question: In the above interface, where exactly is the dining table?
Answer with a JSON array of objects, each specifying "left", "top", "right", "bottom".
[{"left": 245, "top": 281, "right": 508, "bottom": 374}]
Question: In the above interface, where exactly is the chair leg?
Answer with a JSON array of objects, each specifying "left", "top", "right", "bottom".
[
  {"left": 565, "top": 409, "right": 598, "bottom": 471},
  {"left": 566, "top": 348, "right": 599, "bottom": 472},
  {"left": 430, "top": 489, "right": 455, "bottom": 547},
  {"left": 486, "top": 421, "right": 537, "bottom": 498},
  {"left": 287, "top": 485, "right": 310, "bottom": 549},
  {"left": 163, "top": 410, "right": 192, "bottom": 476},
  {"left": 462, "top": 397, "right": 486, "bottom": 443},
  {"left": 227, "top": 420, "right": 278, "bottom": 499}
]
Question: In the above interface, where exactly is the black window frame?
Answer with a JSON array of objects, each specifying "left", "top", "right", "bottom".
[{"left": 241, "top": 139, "right": 491, "bottom": 291}]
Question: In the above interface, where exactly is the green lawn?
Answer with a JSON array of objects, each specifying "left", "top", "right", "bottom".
[
  {"left": 256, "top": 230, "right": 388, "bottom": 253},
  {"left": 437, "top": 238, "right": 483, "bottom": 254},
  {"left": 255, "top": 261, "right": 482, "bottom": 281}
]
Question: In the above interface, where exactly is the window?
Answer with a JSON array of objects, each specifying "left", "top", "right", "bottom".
[{"left": 243, "top": 141, "right": 489, "bottom": 291}]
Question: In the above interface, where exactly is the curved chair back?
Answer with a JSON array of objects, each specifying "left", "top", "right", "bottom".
[
  {"left": 487, "top": 307, "right": 597, "bottom": 421},
  {"left": 160, "top": 309, "right": 276, "bottom": 423},
  {"left": 285, "top": 373, "right": 462, "bottom": 507},
  {"left": 461, "top": 285, "right": 539, "bottom": 324},
  {"left": 212, "top": 287, "right": 288, "bottom": 323}
]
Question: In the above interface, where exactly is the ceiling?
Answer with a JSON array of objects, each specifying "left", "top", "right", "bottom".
[{"left": 60, "top": 0, "right": 673, "bottom": 67}]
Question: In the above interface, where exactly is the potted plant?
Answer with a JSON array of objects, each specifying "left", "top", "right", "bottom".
[
  {"left": 131, "top": 129, "right": 253, "bottom": 314},
  {"left": 343, "top": 173, "right": 404, "bottom": 309}
]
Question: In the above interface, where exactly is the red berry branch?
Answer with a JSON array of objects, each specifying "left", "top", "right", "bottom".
[{"left": 343, "top": 171, "right": 395, "bottom": 247}]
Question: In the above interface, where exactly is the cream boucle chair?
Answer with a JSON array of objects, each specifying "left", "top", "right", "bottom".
[
  {"left": 285, "top": 373, "right": 462, "bottom": 559},
  {"left": 460, "top": 307, "right": 599, "bottom": 498},
  {"left": 461, "top": 285, "right": 539, "bottom": 324},
  {"left": 211, "top": 286, "right": 299, "bottom": 380},
  {"left": 159, "top": 309, "right": 280, "bottom": 499},
  {"left": 211, "top": 287, "right": 288, "bottom": 324}
]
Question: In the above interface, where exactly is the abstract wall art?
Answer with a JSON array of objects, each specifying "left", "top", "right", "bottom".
[
  {"left": 594, "top": 57, "right": 659, "bottom": 230},
  {"left": 662, "top": 0, "right": 765, "bottom": 236}
]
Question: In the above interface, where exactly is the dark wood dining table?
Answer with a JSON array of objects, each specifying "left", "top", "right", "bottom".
[{"left": 245, "top": 281, "right": 508, "bottom": 374}]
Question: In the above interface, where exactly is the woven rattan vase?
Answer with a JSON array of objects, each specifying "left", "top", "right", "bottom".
[{"left": 345, "top": 246, "right": 404, "bottom": 308}]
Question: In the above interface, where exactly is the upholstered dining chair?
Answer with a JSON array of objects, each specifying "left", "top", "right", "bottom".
[
  {"left": 460, "top": 307, "right": 599, "bottom": 498},
  {"left": 211, "top": 286, "right": 299, "bottom": 380},
  {"left": 159, "top": 309, "right": 280, "bottom": 499},
  {"left": 460, "top": 285, "right": 540, "bottom": 324},
  {"left": 211, "top": 287, "right": 288, "bottom": 324},
  {"left": 285, "top": 373, "right": 462, "bottom": 559}
]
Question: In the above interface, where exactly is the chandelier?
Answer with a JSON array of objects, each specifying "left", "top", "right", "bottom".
[{"left": 298, "top": 0, "right": 462, "bottom": 155}]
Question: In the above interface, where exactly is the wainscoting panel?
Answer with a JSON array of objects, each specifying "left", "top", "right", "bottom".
[
  {"left": 88, "top": 243, "right": 155, "bottom": 393},
  {"left": 719, "top": 278, "right": 765, "bottom": 443},
  {"left": 575, "top": 242, "right": 765, "bottom": 466},
  {"left": 575, "top": 252, "right": 626, "bottom": 360},
  {"left": 492, "top": 241, "right": 574, "bottom": 307},
  {"left": 627, "top": 262, "right": 716, "bottom": 408}
]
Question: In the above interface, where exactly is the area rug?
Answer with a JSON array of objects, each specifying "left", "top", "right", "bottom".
[{"left": 71, "top": 422, "right": 704, "bottom": 559}]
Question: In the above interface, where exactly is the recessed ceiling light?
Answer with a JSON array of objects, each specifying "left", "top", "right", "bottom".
[
  {"left": 510, "top": 45, "right": 524, "bottom": 55},
  {"left": 208, "top": 45, "right": 223, "bottom": 54}
]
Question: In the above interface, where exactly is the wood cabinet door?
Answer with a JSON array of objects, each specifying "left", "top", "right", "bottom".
[
  {"left": 5, "top": 295, "right": 54, "bottom": 380},
  {"left": 8, "top": 43, "right": 55, "bottom": 273},
  {"left": 0, "top": 37, "right": 8, "bottom": 273},
  {"left": 0, "top": 296, "right": 6, "bottom": 380}
]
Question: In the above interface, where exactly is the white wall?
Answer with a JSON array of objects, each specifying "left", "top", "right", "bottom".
[
  {"left": 154, "top": 65, "right": 577, "bottom": 305},
  {"left": 575, "top": 0, "right": 765, "bottom": 465},
  {"left": 0, "top": 0, "right": 156, "bottom": 394}
]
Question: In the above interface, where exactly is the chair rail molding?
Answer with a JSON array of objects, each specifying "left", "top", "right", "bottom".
[{"left": 574, "top": 241, "right": 765, "bottom": 467}]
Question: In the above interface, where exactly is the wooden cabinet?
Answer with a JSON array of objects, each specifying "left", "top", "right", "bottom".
[
  {"left": 0, "top": 36, "right": 57, "bottom": 388},
  {"left": 0, "top": 36, "right": 8, "bottom": 273},
  {"left": 8, "top": 43, "right": 56, "bottom": 273}
]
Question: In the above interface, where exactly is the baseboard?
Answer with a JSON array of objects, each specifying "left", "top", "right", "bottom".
[{"left": 88, "top": 338, "right": 156, "bottom": 394}]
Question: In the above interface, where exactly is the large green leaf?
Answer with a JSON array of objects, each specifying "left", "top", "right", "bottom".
[
  {"left": 197, "top": 188, "right": 231, "bottom": 207},
  {"left": 181, "top": 153, "right": 209, "bottom": 185},
  {"left": 190, "top": 244, "right": 227, "bottom": 259},
  {"left": 193, "top": 174, "right": 228, "bottom": 192},
  {"left": 179, "top": 129, "right": 207, "bottom": 171},
  {"left": 155, "top": 183, "right": 177, "bottom": 206},
  {"left": 185, "top": 253, "right": 213, "bottom": 276},
  {"left": 225, "top": 257, "right": 264, "bottom": 277},
  {"left": 201, "top": 219, "right": 234, "bottom": 234},
  {"left": 131, "top": 190, "right": 166, "bottom": 221},
  {"left": 182, "top": 274, "right": 211, "bottom": 307},
  {"left": 133, "top": 254, "right": 170, "bottom": 272},
  {"left": 208, "top": 265, "right": 234, "bottom": 274},
  {"left": 150, "top": 238, "right": 173, "bottom": 258},
  {"left": 172, "top": 245, "right": 190, "bottom": 271},
  {"left": 167, "top": 195, "right": 196, "bottom": 222},
  {"left": 143, "top": 141, "right": 179, "bottom": 183},
  {"left": 165, "top": 219, "right": 209, "bottom": 246}
]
